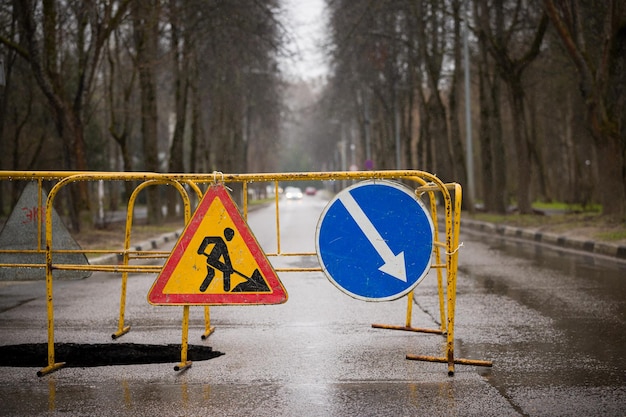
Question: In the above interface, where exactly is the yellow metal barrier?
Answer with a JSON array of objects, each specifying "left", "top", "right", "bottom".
[
  {"left": 41, "top": 173, "right": 196, "bottom": 375},
  {"left": 0, "top": 170, "right": 492, "bottom": 376}
]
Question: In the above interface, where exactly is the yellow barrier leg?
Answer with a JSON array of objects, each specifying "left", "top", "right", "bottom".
[
  {"left": 428, "top": 191, "right": 447, "bottom": 334},
  {"left": 113, "top": 183, "right": 143, "bottom": 339},
  {"left": 371, "top": 290, "right": 444, "bottom": 334},
  {"left": 38, "top": 200, "right": 65, "bottom": 377},
  {"left": 436, "top": 266, "right": 446, "bottom": 334},
  {"left": 405, "top": 290, "right": 413, "bottom": 327},
  {"left": 112, "top": 179, "right": 193, "bottom": 340},
  {"left": 175, "top": 305, "right": 192, "bottom": 371},
  {"left": 201, "top": 306, "right": 216, "bottom": 339},
  {"left": 371, "top": 184, "right": 446, "bottom": 336},
  {"left": 446, "top": 183, "right": 462, "bottom": 375},
  {"left": 112, "top": 269, "right": 131, "bottom": 339},
  {"left": 405, "top": 183, "right": 493, "bottom": 374},
  {"left": 37, "top": 275, "right": 65, "bottom": 376}
]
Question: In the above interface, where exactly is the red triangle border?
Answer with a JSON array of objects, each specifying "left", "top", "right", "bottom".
[{"left": 148, "top": 184, "right": 287, "bottom": 305}]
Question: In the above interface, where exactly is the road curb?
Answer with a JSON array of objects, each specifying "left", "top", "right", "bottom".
[
  {"left": 87, "top": 202, "right": 270, "bottom": 266},
  {"left": 461, "top": 218, "right": 626, "bottom": 261},
  {"left": 89, "top": 230, "right": 182, "bottom": 266}
]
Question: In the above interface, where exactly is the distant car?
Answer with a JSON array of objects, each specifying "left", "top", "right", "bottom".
[
  {"left": 284, "top": 186, "right": 303, "bottom": 200},
  {"left": 305, "top": 187, "right": 317, "bottom": 196}
]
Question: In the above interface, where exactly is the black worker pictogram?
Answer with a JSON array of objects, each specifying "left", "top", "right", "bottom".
[
  {"left": 197, "top": 227, "right": 235, "bottom": 292},
  {"left": 197, "top": 227, "right": 270, "bottom": 293}
]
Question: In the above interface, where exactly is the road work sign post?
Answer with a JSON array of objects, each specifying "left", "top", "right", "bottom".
[{"left": 148, "top": 182, "right": 287, "bottom": 371}]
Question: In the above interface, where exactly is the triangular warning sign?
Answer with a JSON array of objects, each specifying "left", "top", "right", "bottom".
[
  {"left": 0, "top": 182, "right": 90, "bottom": 281},
  {"left": 148, "top": 183, "right": 287, "bottom": 305}
]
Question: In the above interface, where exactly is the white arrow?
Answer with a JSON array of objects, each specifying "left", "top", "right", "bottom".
[{"left": 338, "top": 191, "right": 407, "bottom": 282}]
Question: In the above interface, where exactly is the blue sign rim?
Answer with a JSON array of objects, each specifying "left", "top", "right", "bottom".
[{"left": 315, "top": 180, "right": 434, "bottom": 302}]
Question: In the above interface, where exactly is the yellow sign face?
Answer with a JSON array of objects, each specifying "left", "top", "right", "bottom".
[{"left": 148, "top": 184, "right": 287, "bottom": 305}]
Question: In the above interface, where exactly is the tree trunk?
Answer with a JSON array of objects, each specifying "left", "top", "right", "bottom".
[
  {"left": 133, "top": 0, "right": 162, "bottom": 224},
  {"left": 507, "top": 78, "right": 533, "bottom": 214},
  {"left": 478, "top": 58, "right": 494, "bottom": 212},
  {"left": 167, "top": 0, "right": 188, "bottom": 219},
  {"left": 448, "top": 0, "right": 469, "bottom": 206},
  {"left": 595, "top": 134, "right": 626, "bottom": 219},
  {"left": 490, "top": 74, "right": 507, "bottom": 214},
  {"left": 543, "top": 0, "right": 626, "bottom": 219}
]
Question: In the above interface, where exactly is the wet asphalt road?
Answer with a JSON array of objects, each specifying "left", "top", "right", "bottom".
[
  {"left": 0, "top": 194, "right": 625, "bottom": 416},
  {"left": 444, "top": 229, "right": 626, "bottom": 416}
]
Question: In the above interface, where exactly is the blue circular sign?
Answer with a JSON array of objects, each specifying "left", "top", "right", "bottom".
[{"left": 316, "top": 180, "right": 434, "bottom": 301}]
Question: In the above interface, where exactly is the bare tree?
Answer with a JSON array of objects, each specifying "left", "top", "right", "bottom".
[
  {"left": 193, "top": 0, "right": 285, "bottom": 175},
  {"left": 447, "top": 0, "right": 469, "bottom": 196},
  {"left": 326, "top": 1, "right": 409, "bottom": 171},
  {"left": 323, "top": 0, "right": 479, "bottom": 193},
  {"left": 543, "top": 0, "right": 626, "bottom": 219},
  {"left": 165, "top": 0, "right": 190, "bottom": 218},
  {"left": 407, "top": 0, "right": 467, "bottom": 182},
  {"left": 132, "top": 0, "right": 162, "bottom": 223},
  {"left": 1, "top": 0, "right": 131, "bottom": 230},
  {"left": 475, "top": 0, "right": 549, "bottom": 214},
  {"left": 105, "top": 22, "right": 137, "bottom": 201},
  {"left": 475, "top": 17, "right": 508, "bottom": 214}
]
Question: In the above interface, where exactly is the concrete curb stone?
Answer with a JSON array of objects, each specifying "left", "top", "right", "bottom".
[
  {"left": 461, "top": 218, "right": 626, "bottom": 261},
  {"left": 87, "top": 202, "right": 268, "bottom": 265},
  {"left": 89, "top": 230, "right": 182, "bottom": 266},
  {"left": 87, "top": 207, "right": 626, "bottom": 266}
]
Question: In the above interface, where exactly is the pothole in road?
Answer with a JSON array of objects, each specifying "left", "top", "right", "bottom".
[{"left": 0, "top": 343, "right": 224, "bottom": 367}]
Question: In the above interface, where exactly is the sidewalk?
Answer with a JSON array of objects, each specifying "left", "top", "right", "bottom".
[
  {"left": 461, "top": 217, "right": 626, "bottom": 261},
  {"left": 88, "top": 230, "right": 182, "bottom": 265},
  {"left": 87, "top": 202, "right": 267, "bottom": 265},
  {"left": 89, "top": 208, "right": 626, "bottom": 265}
]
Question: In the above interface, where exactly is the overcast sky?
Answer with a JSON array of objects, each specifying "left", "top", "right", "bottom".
[{"left": 280, "top": 0, "right": 329, "bottom": 80}]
